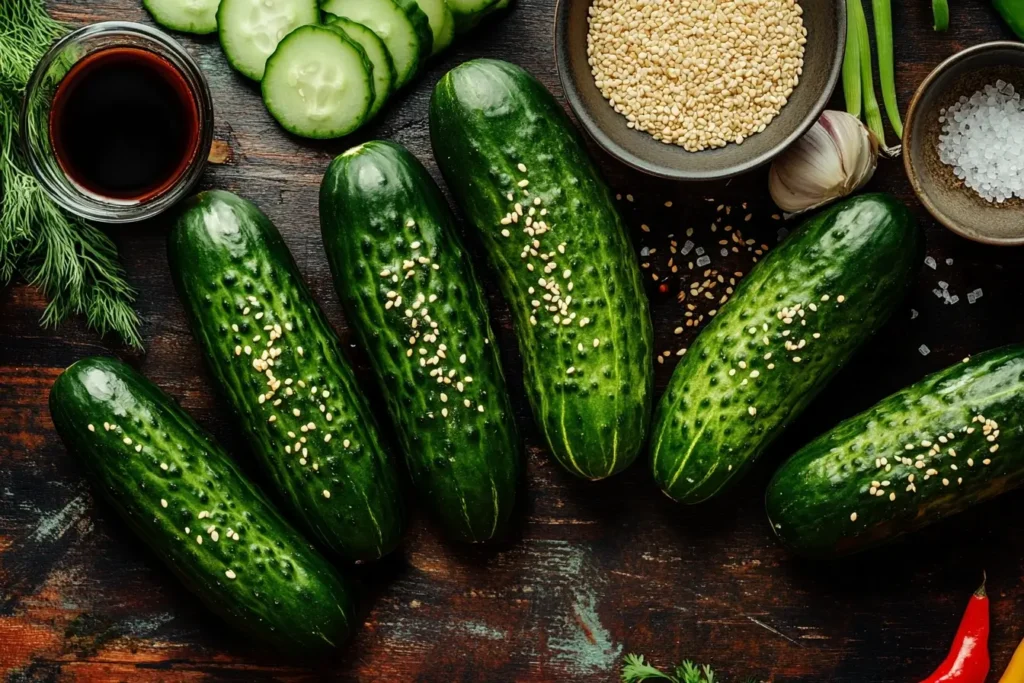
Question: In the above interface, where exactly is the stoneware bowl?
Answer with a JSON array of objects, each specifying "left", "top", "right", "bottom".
[
  {"left": 554, "top": 0, "right": 846, "bottom": 181},
  {"left": 903, "top": 41, "right": 1024, "bottom": 246}
]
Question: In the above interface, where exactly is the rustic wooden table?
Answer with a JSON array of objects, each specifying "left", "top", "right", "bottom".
[{"left": 3, "top": 1, "right": 1024, "bottom": 680}]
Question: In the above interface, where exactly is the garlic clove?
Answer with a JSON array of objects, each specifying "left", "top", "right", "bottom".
[{"left": 769, "top": 110, "right": 880, "bottom": 215}]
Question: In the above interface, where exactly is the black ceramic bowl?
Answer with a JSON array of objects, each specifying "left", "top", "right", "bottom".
[{"left": 555, "top": 0, "right": 846, "bottom": 181}]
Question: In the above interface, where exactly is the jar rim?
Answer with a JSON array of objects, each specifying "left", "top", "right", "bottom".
[{"left": 20, "top": 21, "right": 214, "bottom": 224}]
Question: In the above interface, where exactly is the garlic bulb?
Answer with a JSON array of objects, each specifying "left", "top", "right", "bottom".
[{"left": 769, "top": 110, "right": 880, "bottom": 215}]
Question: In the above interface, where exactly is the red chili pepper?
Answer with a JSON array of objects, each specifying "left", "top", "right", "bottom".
[{"left": 920, "top": 577, "right": 990, "bottom": 683}]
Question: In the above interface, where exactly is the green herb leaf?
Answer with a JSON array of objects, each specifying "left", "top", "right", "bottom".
[
  {"left": 623, "top": 654, "right": 757, "bottom": 683},
  {"left": 0, "top": 0, "right": 142, "bottom": 348},
  {"left": 622, "top": 654, "right": 680, "bottom": 682}
]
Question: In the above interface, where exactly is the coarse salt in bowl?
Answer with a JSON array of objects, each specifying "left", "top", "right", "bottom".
[{"left": 904, "top": 41, "right": 1024, "bottom": 246}]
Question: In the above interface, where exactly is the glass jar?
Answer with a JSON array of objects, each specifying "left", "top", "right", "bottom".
[{"left": 20, "top": 21, "right": 214, "bottom": 224}]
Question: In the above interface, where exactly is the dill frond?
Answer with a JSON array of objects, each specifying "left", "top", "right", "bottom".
[{"left": 0, "top": 0, "right": 142, "bottom": 348}]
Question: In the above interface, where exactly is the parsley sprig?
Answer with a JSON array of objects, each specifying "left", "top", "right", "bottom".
[{"left": 622, "top": 654, "right": 758, "bottom": 683}]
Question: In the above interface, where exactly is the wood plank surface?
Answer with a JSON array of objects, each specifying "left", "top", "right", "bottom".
[{"left": 3, "top": 0, "right": 1024, "bottom": 680}]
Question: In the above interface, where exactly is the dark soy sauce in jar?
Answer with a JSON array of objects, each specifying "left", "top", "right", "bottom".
[{"left": 49, "top": 47, "right": 201, "bottom": 202}]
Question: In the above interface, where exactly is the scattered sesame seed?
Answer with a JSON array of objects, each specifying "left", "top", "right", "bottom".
[
  {"left": 323, "top": 490, "right": 331, "bottom": 499},
  {"left": 160, "top": 499, "right": 167, "bottom": 508},
  {"left": 225, "top": 569, "right": 236, "bottom": 579},
  {"left": 850, "top": 512, "right": 858, "bottom": 522}
]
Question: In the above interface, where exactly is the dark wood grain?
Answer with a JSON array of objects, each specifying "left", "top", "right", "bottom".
[{"left": 3, "top": 1, "right": 1024, "bottom": 681}]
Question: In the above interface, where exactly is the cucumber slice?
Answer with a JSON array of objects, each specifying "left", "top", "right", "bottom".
[
  {"left": 411, "top": 0, "right": 453, "bottom": 55},
  {"left": 327, "top": 18, "right": 395, "bottom": 119},
  {"left": 261, "top": 25, "right": 374, "bottom": 138},
  {"left": 218, "top": 0, "right": 318, "bottom": 80},
  {"left": 434, "top": 6, "right": 455, "bottom": 53},
  {"left": 322, "top": 0, "right": 430, "bottom": 87},
  {"left": 144, "top": 0, "right": 221, "bottom": 34},
  {"left": 446, "top": 0, "right": 500, "bottom": 34}
]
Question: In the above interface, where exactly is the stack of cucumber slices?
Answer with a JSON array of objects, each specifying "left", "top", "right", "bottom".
[{"left": 142, "top": 0, "right": 509, "bottom": 138}]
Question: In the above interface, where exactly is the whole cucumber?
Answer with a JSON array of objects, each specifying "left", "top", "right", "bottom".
[
  {"left": 320, "top": 141, "right": 520, "bottom": 542},
  {"left": 430, "top": 59, "right": 654, "bottom": 480},
  {"left": 768, "top": 346, "right": 1024, "bottom": 557},
  {"left": 651, "top": 194, "right": 922, "bottom": 503},
  {"left": 49, "top": 356, "right": 354, "bottom": 652},
  {"left": 169, "top": 191, "right": 405, "bottom": 562}
]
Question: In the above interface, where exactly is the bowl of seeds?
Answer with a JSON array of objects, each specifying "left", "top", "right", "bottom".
[
  {"left": 903, "top": 41, "right": 1024, "bottom": 246},
  {"left": 554, "top": 0, "right": 845, "bottom": 181}
]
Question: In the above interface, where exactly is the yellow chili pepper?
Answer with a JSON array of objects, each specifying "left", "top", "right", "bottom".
[{"left": 1000, "top": 637, "right": 1024, "bottom": 683}]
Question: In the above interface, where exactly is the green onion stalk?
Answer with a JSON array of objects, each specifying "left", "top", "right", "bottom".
[
  {"left": 842, "top": 0, "right": 862, "bottom": 118},
  {"left": 872, "top": 0, "right": 903, "bottom": 137},
  {"left": 850, "top": 0, "right": 900, "bottom": 156},
  {"left": 0, "top": 0, "right": 142, "bottom": 348},
  {"left": 933, "top": 0, "right": 950, "bottom": 31}
]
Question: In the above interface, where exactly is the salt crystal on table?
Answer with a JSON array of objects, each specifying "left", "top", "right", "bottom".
[
  {"left": 695, "top": 246, "right": 705, "bottom": 256},
  {"left": 640, "top": 247, "right": 650, "bottom": 257},
  {"left": 919, "top": 345, "right": 931, "bottom": 356},
  {"left": 911, "top": 309, "right": 919, "bottom": 319},
  {"left": 949, "top": 295, "right": 960, "bottom": 304},
  {"left": 933, "top": 288, "right": 945, "bottom": 298},
  {"left": 696, "top": 255, "right": 711, "bottom": 267},
  {"left": 946, "top": 258, "right": 954, "bottom": 265},
  {"left": 938, "top": 281, "right": 948, "bottom": 289},
  {"left": 973, "top": 288, "right": 984, "bottom": 299},
  {"left": 681, "top": 240, "right": 694, "bottom": 255},
  {"left": 720, "top": 248, "right": 729, "bottom": 257},
  {"left": 925, "top": 256, "right": 937, "bottom": 269}
]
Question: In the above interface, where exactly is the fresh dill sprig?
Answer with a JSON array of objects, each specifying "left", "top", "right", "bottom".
[
  {"left": 622, "top": 654, "right": 758, "bottom": 683},
  {"left": 0, "top": 0, "right": 142, "bottom": 348}
]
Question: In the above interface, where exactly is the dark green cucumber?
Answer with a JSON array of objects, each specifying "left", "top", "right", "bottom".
[
  {"left": 430, "top": 59, "right": 653, "bottom": 481},
  {"left": 319, "top": 141, "right": 520, "bottom": 542},
  {"left": 767, "top": 346, "right": 1024, "bottom": 557},
  {"left": 49, "top": 356, "right": 353, "bottom": 652},
  {"left": 168, "top": 190, "right": 404, "bottom": 562},
  {"left": 650, "top": 194, "right": 922, "bottom": 504}
]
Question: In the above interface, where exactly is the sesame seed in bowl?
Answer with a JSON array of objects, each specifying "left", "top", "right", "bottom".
[
  {"left": 555, "top": 0, "right": 845, "bottom": 181},
  {"left": 587, "top": 0, "right": 807, "bottom": 153}
]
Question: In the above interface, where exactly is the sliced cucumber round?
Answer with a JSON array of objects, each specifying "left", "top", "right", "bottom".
[
  {"left": 447, "top": 0, "right": 500, "bottom": 35},
  {"left": 262, "top": 25, "right": 374, "bottom": 138},
  {"left": 144, "top": 0, "right": 221, "bottom": 34},
  {"left": 322, "top": 0, "right": 429, "bottom": 87},
  {"left": 327, "top": 18, "right": 395, "bottom": 120},
  {"left": 410, "top": 0, "right": 453, "bottom": 55},
  {"left": 218, "top": 0, "right": 318, "bottom": 80},
  {"left": 434, "top": 5, "right": 455, "bottom": 54}
]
